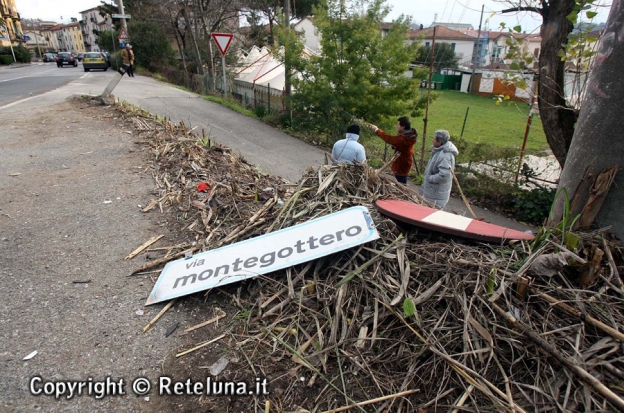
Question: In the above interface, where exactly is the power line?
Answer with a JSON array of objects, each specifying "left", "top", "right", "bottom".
[
  {"left": 457, "top": 0, "right": 471, "bottom": 23},
  {"left": 440, "top": 0, "right": 451, "bottom": 22}
]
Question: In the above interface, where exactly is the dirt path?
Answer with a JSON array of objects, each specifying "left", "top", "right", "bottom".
[{"left": 0, "top": 100, "right": 193, "bottom": 412}]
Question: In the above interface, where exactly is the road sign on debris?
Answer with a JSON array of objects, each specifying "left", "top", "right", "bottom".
[
  {"left": 145, "top": 206, "right": 379, "bottom": 305},
  {"left": 211, "top": 33, "right": 234, "bottom": 56},
  {"left": 112, "top": 14, "right": 131, "bottom": 19},
  {"left": 118, "top": 28, "right": 130, "bottom": 41}
]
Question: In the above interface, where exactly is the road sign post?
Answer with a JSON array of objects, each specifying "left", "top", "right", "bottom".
[{"left": 211, "top": 33, "right": 234, "bottom": 95}]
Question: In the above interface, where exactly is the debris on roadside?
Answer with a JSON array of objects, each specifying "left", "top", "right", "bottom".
[
  {"left": 117, "top": 103, "right": 624, "bottom": 412},
  {"left": 23, "top": 351, "right": 38, "bottom": 361}
]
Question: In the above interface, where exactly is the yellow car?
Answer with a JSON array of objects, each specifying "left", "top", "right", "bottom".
[{"left": 82, "top": 52, "right": 108, "bottom": 72}]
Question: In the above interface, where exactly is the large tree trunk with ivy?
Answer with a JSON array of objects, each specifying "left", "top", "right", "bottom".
[
  {"left": 551, "top": 0, "right": 624, "bottom": 237},
  {"left": 537, "top": 0, "right": 577, "bottom": 167}
]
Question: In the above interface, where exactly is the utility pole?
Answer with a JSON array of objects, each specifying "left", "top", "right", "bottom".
[
  {"left": 468, "top": 5, "right": 484, "bottom": 93},
  {"left": 34, "top": 28, "right": 42, "bottom": 58},
  {"left": 420, "top": 26, "right": 436, "bottom": 172},
  {"left": 118, "top": 0, "right": 128, "bottom": 31},
  {"left": 284, "top": 0, "right": 292, "bottom": 119}
]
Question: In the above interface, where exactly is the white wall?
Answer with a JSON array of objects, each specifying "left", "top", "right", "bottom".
[{"left": 295, "top": 18, "right": 320, "bottom": 53}]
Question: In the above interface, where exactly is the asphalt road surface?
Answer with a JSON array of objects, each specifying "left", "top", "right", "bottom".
[{"left": 0, "top": 63, "right": 90, "bottom": 107}]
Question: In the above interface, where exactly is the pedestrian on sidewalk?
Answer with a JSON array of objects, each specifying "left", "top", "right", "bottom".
[
  {"left": 331, "top": 124, "right": 366, "bottom": 165},
  {"left": 121, "top": 44, "right": 135, "bottom": 77},
  {"left": 420, "top": 130, "right": 459, "bottom": 209},
  {"left": 369, "top": 116, "right": 418, "bottom": 185}
]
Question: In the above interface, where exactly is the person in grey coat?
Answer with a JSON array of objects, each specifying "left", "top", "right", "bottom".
[
  {"left": 420, "top": 130, "right": 459, "bottom": 209},
  {"left": 331, "top": 124, "right": 366, "bottom": 165}
]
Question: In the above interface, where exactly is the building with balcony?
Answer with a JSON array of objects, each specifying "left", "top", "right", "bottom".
[
  {"left": 45, "top": 23, "right": 85, "bottom": 53},
  {"left": 1, "top": 0, "right": 24, "bottom": 47},
  {"left": 80, "top": 6, "right": 111, "bottom": 52}
]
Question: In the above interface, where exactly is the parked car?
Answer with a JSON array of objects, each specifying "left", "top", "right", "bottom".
[
  {"left": 56, "top": 52, "right": 77, "bottom": 67},
  {"left": 43, "top": 53, "right": 57, "bottom": 62},
  {"left": 101, "top": 51, "right": 112, "bottom": 67},
  {"left": 82, "top": 52, "right": 108, "bottom": 72},
  {"left": 77, "top": 52, "right": 85, "bottom": 62}
]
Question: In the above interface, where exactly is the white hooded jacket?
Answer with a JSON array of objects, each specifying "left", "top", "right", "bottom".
[
  {"left": 331, "top": 133, "right": 366, "bottom": 165},
  {"left": 420, "top": 141, "right": 459, "bottom": 208}
]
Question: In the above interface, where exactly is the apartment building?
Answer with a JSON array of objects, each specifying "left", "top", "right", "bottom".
[
  {"left": 1, "top": 0, "right": 24, "bottom": 46},
  {"left": 46, "top": 22, "right": 85, "bottom": 53},
  {"left": 80, "top": 7, "right": 111, "bottom": 52}
]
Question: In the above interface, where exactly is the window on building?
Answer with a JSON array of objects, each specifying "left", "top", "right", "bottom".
[
  {"left": 425, "top": 42, "right": 430, "bottom": 47},
  {"left": 451, "top": 43, "right": 456, "bottom": 51}
]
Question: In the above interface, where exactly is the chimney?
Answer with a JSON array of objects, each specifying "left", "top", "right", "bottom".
[{"left": 434, "top": 13, "right": 438, "bottom": 22}]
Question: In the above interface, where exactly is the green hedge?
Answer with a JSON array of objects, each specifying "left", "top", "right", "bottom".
[
  {"left": 0, "top": 45, "right": 31, "bottom": 63},
  {"left": 0, "top": 55, "right": 12, "bottom": 65}
]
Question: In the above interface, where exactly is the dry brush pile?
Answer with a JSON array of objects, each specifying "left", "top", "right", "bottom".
[{"left": 121, "top": 102, "right": 624, "bottom": 412}]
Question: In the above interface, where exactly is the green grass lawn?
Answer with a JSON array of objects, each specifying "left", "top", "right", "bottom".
[{"left": 415, "top": 90, "right": 549, "bottom": 151}]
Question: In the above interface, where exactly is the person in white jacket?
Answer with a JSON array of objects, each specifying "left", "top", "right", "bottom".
[
  {"left": 420, "top": 130, "right": 459, "bottom": 209},
  {"left": 332, "top": 125, "right": 366, "bottom": 165}
]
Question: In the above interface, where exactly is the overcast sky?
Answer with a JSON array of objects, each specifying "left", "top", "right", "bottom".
[{"left": 17, "top": 0, "right": 612, "bottom": 32}]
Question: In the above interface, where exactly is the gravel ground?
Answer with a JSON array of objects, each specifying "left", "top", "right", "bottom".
[{"left": 0, "top": 99, "right": 193, "bottom": 412}]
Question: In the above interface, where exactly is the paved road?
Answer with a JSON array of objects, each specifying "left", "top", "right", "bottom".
[
  {"left": 0, "top": 69, "right": 533, "bottom": 231},
  {"left": 0, "top": 63, "right": 88, "bottom": 107}
]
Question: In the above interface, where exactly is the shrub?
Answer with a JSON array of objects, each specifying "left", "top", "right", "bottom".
[
  {"left": 110, "top": 51, "right": 122, "bottom": 71},
  {"left": 0, "top": 55, "right": 12, "bottom": 65},
  {"left": 510, "top": 187, "right": 556, "bottom": 225},
  {"left": 13, "top": 45, "right": 31, "bottom": 63},
  {"left": 254, "top": 105, "right": 267, "bottom": 118}
]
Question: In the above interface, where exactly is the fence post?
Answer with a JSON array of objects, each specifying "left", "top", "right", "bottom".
[{"left": 268, "top": 84, "right": 271, "bottom": 113}]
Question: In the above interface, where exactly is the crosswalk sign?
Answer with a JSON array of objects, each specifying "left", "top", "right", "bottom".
[{"left": 118, "top": 28, "right": 130, "bottom": 41}]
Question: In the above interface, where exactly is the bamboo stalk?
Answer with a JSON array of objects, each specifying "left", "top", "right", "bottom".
[
  {"left": 130, "top": 247, "right": 198, "bottom": 275},
  {"left": 142, "top": 299, "right": 176, "bottom": 333},
  {"left": 451, "top": 170, "right": 479, "bottom": 220},
  {"left": 491, "top": 302, "right": 624, "bottom": 411},
  {"left": 184, "top": 309, "right": 227, "bottom": 333},
  {"left": 125, "top": 235, "right": 164, "bottom": 260},
  {"left": 322, "top": 389, "right": 419, "bottom": 413},
  {"left": 175, "top": 334, "right": 226, "bottom": 358},
  {"left": 533, "top": 289, "right": 624, "bottom": 343}
]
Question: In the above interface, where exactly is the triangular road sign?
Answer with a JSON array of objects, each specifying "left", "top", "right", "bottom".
[
  {"left": 212, "top": 33, "right": 234, "bottom": 56},
  {"left": 118, "top": 28, "right": 130, "bottom": 41}
]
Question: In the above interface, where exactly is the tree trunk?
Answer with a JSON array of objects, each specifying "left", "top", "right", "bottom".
[
  {"left": 537, "top": 0, "right": 576, "bottom": 168},
  {"left": 200, "top": 19, "right": 216, "bottom": 92},
  {"left": 552, "top": 0, "right": 624, "bottom": 237},
  {"left": 181, "top": 8, "right": 204, "bottom": 75}
]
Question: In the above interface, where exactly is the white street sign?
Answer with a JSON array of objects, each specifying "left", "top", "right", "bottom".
[
  {"left": 112, "top": 14, "right": 131, "bottom": 19},
  {"left": 145, "top": 206, "right": 379, "bottom": 305}
]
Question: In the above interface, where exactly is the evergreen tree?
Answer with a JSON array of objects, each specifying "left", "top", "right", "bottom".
[
  {"left": 286, "top": 0, "right": 422, "bottom": 134},
  {"left": 413, "top": 43, "right": 458, "bottom": 71}
]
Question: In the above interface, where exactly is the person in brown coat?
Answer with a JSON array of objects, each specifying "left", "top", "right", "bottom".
[
  {"left": 369, "top": 116, "right": 418, "bottom": 184},
  {"left": 121, "top": 44, "right": 135, "bottom": 77}
]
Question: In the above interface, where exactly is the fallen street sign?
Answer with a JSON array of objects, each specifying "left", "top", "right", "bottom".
[
  {"left": 211, "top": 33, "right": 234, "bottom": 56},
  {"left": 145, "top": 206, "right": 379, "bottom": 305}
]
